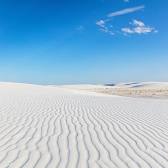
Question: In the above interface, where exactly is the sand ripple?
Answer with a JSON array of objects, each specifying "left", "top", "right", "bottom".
[{"left": 0, "top": 83, "right": 168, "bottom": 168}]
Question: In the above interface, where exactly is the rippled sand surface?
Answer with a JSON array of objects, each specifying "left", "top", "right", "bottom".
[{"left": 0, "top": 82, "right": 168, "bottom": 168}]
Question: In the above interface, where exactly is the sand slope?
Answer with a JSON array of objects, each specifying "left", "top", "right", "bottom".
[{"left": 0, "top": 83, "right": 168, "bottom": 168}]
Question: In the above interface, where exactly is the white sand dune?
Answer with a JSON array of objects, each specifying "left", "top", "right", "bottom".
[
  {"left": 60, "top": 82, "right": 168, "bottom": 90},
  {"left": 112, "top": 82, "right": 168, "bottom": 89},
  {"left": 0, "top": 82, "right": 168, "bottom": 168},
  {"left": 62, "top": 82, "right": 168, "bottom": 98}
]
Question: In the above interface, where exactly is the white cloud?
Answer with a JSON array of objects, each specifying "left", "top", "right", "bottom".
[
  {"left": 133, "top": 19, "right": 145, "bottom": 27},
  {"left": 96, "top": 6, "right": 158, "bottom": 36},
  {"left": 134, "top": 26, "right": 154, "bottom": 34},
  {"left": 96, "top": 20, "right": 105, "bottom": 28},
  {"left": 122, "top": 20, "right": 157, "bottom": 34},
  {"left": 121, "top": 27, "right": 134, "bottom": 34},
  {"left": 100, "top": 27, "right": 115, "bottom": 35},
  {"left": 96, "top": 20, "right": 114, "bottom": 35},
  {"left": 107, "top": 5, "right": 145, "bottom": 17}
]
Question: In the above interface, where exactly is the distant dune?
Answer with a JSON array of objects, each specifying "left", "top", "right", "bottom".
[
  {"left": 62, "top": 82, "right": 168, "bottom": 98},
  {"left": 0, "top": 82, "right": 168, "bottom": 168}
]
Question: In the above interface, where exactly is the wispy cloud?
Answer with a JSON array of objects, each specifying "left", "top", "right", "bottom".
[
  {"left": 96, "top": 20, "right": 114, "bottom": 35},
  {"left": 133, "top": 20, "right": 145, "bottom": 27},
  {"left": 96, "top": 20, "right": 106, "bottom": 28},
  {"left": 107, "top": 5, "right": 145, "bottom": 17},
  {"left": 96, "top": 5, "right": 145, "bottom": 35},
  {"left": 121, "top": 19, "right": 158, "bottom": 34},
  {"left": 96, "top": 5, "right": 157, "bottom": 36},
  {"left": 96, "top": 4, "right": 158, "bottom": 35}
]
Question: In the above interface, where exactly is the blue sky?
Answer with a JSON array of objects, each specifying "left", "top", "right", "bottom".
[{"left": 0, "top": 0, "right": 167, "bottom": 84}]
